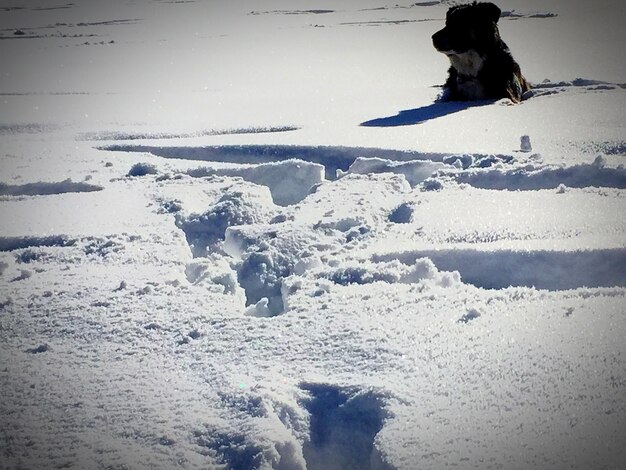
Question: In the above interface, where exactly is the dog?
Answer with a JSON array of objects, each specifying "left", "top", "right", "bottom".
[{"left": 432, "top": 2, "right": 530, "bottom": 103}]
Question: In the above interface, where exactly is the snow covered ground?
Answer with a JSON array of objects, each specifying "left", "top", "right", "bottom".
[{"left": 1, "top": 0, "right": 625, "bottom": 468}]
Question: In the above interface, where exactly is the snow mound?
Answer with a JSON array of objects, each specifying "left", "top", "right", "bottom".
[
  {"left": 185, "top": 256, "right": 244, "bottom": 299},
  {"left": 297, "top": 174, "right": 412, "bottom": 228},
  {"left": 442, "top": 154, "right": 476, "bottom": 170}
]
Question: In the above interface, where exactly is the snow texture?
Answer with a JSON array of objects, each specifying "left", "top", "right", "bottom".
[{"left": 1, "top": 0, "right": 625, "bottom": 469}]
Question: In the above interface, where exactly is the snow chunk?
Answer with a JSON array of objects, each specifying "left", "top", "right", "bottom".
[
  {"left": 293, "top": 252, "right": 323, "bottom": 275},
  {"left": 26, "top": 344, "right": 50, "bottom": 354},
  {"left": 313, "top": 217, "right": 371, "bottom": 243},
  {"left": 185, "top": 256, "right": 245, "bottom": 299},
  {"left": 341, "top": 157, "right": 446, "bottom": 187},
  {"left": 12, "top": 269, "right": 32, "bottom": 282},
  {"left": 443, "top": 154, "right": 474, "bottom": 170},
  {"left": 224, "top": 223, "right": 328, "bottom": 263},
  {"left": 127, "top": 162, "right": 158, "bottom": 177},
  {"left": 421, "top": 178, "right": 443, "bottom": 191},
  {"left": 224, "top": 223, "right": 339, "bottom": 315},
  {"left": 244, "top": 297, "right": 273, "bottom": 318},
  {"left": 177, "top": 185, "right": 276, "bottom": 258},
  {"left": 238, "top": 250, "right": 291, "bottom": 316},
  {"left": 592, "top": 155, "right": 606, "bottom": 168},
  {"left": 189, "top": 159, "right": 324, "bottom": 206}
]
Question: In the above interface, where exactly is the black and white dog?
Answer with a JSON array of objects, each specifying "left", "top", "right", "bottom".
[{"left": 432, "top": 2, "right": 530, "bottom": 102}]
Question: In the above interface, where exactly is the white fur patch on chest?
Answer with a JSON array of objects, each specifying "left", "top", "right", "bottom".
[{"left": 448, "top": 50, "right": 484, "bottom": 77}]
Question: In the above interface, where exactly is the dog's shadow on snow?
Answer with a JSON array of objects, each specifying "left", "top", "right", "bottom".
[{"left": 360, "top": 99, "right": 494, "bottom": 127}]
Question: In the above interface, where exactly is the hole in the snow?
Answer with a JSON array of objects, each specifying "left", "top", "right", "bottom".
[
  {"left": 299, "top": 383, "right": 391, "bottom": 470},
  {"left": 388, "top": 203, "right": 414, "bottom": 224},
  {"left": 195, "top": 430, "right": 266, "bottom": 470}
]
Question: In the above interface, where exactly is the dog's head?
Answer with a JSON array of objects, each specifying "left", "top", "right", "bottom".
[{"left": 432, "top": 2, "right": 502, "bottom": 56}]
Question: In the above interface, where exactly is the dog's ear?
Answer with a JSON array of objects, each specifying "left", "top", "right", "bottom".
[{"left": 477, "top": 2, "right": 502, "bottom": 24}]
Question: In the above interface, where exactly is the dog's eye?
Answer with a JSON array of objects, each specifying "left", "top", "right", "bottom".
[
  {"left": 447, "top": 19, "right": 470, "bottom": 32},
  {"left": 448, "top": 25, "right": 470, "bottom": 37}
]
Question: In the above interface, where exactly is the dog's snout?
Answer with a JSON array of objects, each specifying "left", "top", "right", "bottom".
[{"left": 432, "top": 29, "right": 447, "bottom": 51}]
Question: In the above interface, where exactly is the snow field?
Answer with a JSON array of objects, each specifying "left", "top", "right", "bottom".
[
  {"left": 1, "top": 0, "right": 626, "bottom": 468},
  {"left": 2, "top": 134, "right": 626, "bottom": 468}
]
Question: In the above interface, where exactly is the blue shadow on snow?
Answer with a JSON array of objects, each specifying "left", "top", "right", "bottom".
[{"left": 360, "top": 100, "right": 494, "bottom": 127}]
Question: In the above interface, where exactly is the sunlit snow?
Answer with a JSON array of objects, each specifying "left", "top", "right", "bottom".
[{"left": 1, "top": 0, "right": 625, "bottom": 469}]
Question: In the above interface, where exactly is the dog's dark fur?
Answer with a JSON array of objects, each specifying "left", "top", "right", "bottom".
[{"left": 432, "top": 2, "right": 530, "bottom": 102}]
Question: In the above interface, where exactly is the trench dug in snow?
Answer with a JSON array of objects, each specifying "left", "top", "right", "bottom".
[
  {"left": 128, "top": 145, "right": 452, "bottom": 317},
  {"left": 0, "top": 179, "right": 103, "bottom": 196},
  {"left": 103, "top": 143, "right": 451, "bottom": 182},
  {"left": 374, "top": 247, "right": 626, "bottom": 290},
  {"left": 106, "top": 144, "right": 626, "bottom": 318}
]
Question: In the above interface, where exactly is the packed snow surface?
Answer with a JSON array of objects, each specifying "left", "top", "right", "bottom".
[{"left": 1, "top": 0, "right": 625, "bottom": 469}]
